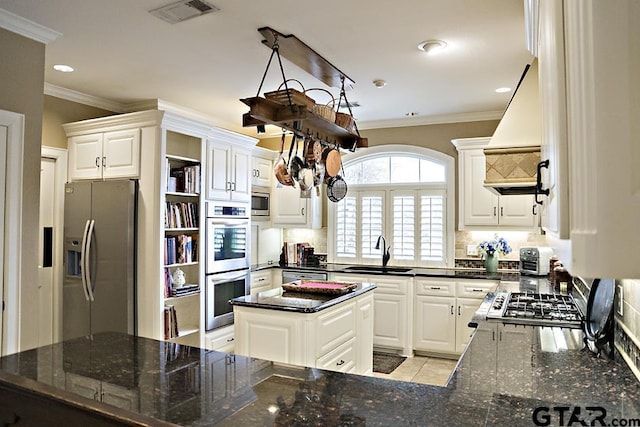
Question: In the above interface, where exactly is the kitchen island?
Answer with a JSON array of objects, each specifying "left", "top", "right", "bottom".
[
  {"left": 230, "top": 281, "right": 376, "bottom": 375},
  {"left": 1, "top": 279, "right": 639, "bottom": 425}
]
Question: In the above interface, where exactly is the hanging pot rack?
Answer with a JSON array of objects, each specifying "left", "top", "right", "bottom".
[{"left": 240, "top": 26, "right": 367, "bottom": 151}]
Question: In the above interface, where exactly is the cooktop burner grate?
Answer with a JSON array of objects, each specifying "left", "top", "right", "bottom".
[{"left": 486, "top": 292, "right": 583, "bottom": 328}]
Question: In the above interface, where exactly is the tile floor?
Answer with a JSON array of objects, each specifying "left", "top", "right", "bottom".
[{"left": 372, "top": 356, "right": 459, "bottom": 386}]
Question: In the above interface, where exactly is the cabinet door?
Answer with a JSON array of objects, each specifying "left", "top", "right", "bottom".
[
  {"left": 252, "top": 156, "right": 272, "bottom": 188},
  {"left": 498, "top": 195, "right": 536, "bottom": 227},
  {"left": 497, "top": 324, "right": 534, "bottom": 396},
  {"left": 414, "top": 295, "right": 456, "bottom": 353},
  {"left": 65, "top": 372, "right": 100, "bottom": 401},
  {"left": 462, "top": 150, "right": 499, "bottom": 226},
  {"left": 373, "top": 292, "right": 408, "bottom": 350},
  {"left": 68, "top": 134, "right": 103, "bottom": 180},
  {"left": 455, "top": 298, "right": 483, "bottom": 353},
  {"left": 206, "top": 142, "right": 232, "bottom": 201},
  {"left": 538, "top": 0, "right": 570, "bottom": 239},
  {"left": 230, "top": 147, "right": 251, "bottom": 203},
  {"left": 102, "top": 129, "right": 140, "bottom": 179},
  {"left": 271, "top": 184, "right": 308, "bottom": 225},
  {"left": 356, "top": 294, "right": 374, "bottom": 375}
]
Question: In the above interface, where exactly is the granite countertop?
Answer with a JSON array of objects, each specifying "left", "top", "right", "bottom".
[
  {"left": 253, "top": 262, "right": 522, "bottom": 281},
  {"left": 1, "top": 279, "right": 639, "bottom": 426},
  {"left": 229, "top": 282, "right": 376, "bottom": 313}
]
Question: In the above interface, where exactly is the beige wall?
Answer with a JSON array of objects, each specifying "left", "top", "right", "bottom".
[
  {"left": 43, "top": 95, "right": 116, "bottom": 149},
  {"left": 0, "top": 28, "right": 45, "bottom": 351}
]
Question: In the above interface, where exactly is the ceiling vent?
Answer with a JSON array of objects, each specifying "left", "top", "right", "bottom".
[{"left": 150, "top": 0, "right": 219, "bottom": 24}]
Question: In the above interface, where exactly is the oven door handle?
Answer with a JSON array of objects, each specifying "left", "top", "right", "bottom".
[{"left": 209, "top": 270, "right": 249, "bottom": 285}]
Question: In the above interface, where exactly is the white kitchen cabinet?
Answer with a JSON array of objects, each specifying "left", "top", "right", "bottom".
[
  {"left": 535, "top": 0, "right": 640, "bottom": 278},
  {"left": 453, "top": 138, "right": 537, "bottom": 230},
  {"left": 233, "top": 291, "right": 373, "bottom": 375},
  {"left": 333, "top": 273, "right": 412, "bottom": 356},
  {"left": 67, "top": 128, "right": 140, "bottom": 181},
  {"left": 251, "top": 148, "right": 274, "bottom": 188},
  {"left": 205, "top": 138, "right": 251, "bottom": 203},
  {"left": 271, "top": 182, "right": 322, "bottom": 229},
  {"left": 414, "top": 278, "right": 497, "bottom": 356},
  {"left": 250, "top": 269, "right": 272, "bottom": 296},
  {"left": 205, "top": 324, "right": 235, "bottom": 353}
]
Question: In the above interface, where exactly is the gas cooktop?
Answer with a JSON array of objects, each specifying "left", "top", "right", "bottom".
[{"left": 486, "top": 291, "right": 583, "bottom": 328}]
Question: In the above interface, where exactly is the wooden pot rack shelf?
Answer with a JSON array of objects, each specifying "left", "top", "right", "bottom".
[
  {"left": 242, "top": 27, "right": 367, "bottom": 150},
  {"left": 241, "top": 97, "right": 367, "bottom": 149}
]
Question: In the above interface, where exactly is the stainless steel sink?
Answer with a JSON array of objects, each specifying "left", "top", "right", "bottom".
[{"left": 341, "top": 265, "right": 413, "bottom": 274}]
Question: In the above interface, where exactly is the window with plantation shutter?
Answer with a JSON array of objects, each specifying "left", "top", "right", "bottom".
[
  {"left": 329, "top": 146, "right": 453, "bottom": 267},
  {"left": 335, "top": 196, "right": 357, "bottom": 258},
  {"left": 421, "top": 193, "right": 445, "bottom": 261},
  {"left": 361, "top": 193, "right": 384, "bottom": 260},
  {"left": 392, "top": 193, "right": 415, "bottom": 261}
]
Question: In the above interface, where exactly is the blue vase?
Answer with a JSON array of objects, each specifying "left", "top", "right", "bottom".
[{"left": 485, "top": 253, "right": 498, "bottom": 273}]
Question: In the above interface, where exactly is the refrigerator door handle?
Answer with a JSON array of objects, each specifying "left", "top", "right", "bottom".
[
  {"left": 80, "top": 220, "right": 91, "bottom": 301},
  {"left": 84, "top": 219, "right": 96, "bottom": 302}
]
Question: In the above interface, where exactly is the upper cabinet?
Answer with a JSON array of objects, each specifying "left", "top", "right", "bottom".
[
  {"left": 67, "top": 128, "right": 140, "bottom": 181},
  {"left": 205, "top": 130, "right": 254, "bottom": 203},
  {"left": 251, "top": 147, "right": 275, "bottom": 188},
  {"left": 453, "top": 138, "right": 537, "bottom": 230},
  {"left": 536, "top": 0, "right": 640, "bottom": 278}
]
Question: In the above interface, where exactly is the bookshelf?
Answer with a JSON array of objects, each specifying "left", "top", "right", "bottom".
[{"left": 162, "top": 132, "right": 203, "bottom": 346}]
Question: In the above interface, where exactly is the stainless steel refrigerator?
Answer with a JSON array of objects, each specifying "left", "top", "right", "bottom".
[{"left": 63, "top": 179, "right": 137, "bottom": 341}]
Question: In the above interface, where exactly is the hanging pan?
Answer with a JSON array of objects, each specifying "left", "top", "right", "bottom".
[
  {"left": 321, "top": 144, "right": 342, "bottom": 178},
  {"left": 327, "top": 175, "right": 348, "bottom": 202},
  {"left": 274, "top": 133, "right": 294, "bottom": 186}
]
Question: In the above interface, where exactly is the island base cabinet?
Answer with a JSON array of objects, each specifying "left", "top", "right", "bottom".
[{"left": 233, "top": 292, "right": 373, "bottom": 375}]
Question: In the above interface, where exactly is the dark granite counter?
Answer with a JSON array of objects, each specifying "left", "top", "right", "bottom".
[
  {"left": 255, "top": 262, "right": 523, "bottom": 281},
  {"left": 230, "top": 282, "right": 376, "bottom": 313},
  {"left": 1, "top": 326, "right": 639, "bottom": 426}
]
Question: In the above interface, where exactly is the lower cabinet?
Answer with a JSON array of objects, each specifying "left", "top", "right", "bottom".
[
  {"left": 332, "top": 273, "right": 412, "bottom": 356},
  {"left": 413, "top": 278, "right": 497, "bottom": 356},
  {"left": 233, "top": 292, "right": 373, "bottom": 375},
  {"left": 250, "top": 269, "right": 273, "bottom": 297},
  {"left": 205, "top": 325, "right": 235, "bottom": 353}
]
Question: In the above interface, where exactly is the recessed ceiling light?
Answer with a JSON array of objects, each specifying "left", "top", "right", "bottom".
[
  {"left": 417, "top": 40, "right": 447, "bottom": 55},
  {"left": 495, "top": 87, "right": 511, "bottom": 93},
  {"left": 372, "top": 79, "right": 387, "bottom": 88},
  {"left": 53, "top": 64, "right": 74, "bottom": 73}
]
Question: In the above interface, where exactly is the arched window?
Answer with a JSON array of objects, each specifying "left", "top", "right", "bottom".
[{"left": 327, "top": 145, "right": 455, "bottom": 268}]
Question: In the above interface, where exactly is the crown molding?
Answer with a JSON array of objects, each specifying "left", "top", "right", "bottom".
[
  {"left": 44, "top": 83, "right": 128, "bottom": 113},
  {"left": 356, "top": 110, "right": 503, "bottom": 130},
  {"left": 0, "top": 8, "right": 61, "bottom": 43}
]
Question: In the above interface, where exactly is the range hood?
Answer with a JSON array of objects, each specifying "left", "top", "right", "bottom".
[{"left": 484, "top": 59, "right": 541, "bottom": 195}]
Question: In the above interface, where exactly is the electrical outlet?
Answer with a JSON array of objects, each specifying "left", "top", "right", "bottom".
[{"left": 466, "top": 244, "right": 478, "bottom": 256}]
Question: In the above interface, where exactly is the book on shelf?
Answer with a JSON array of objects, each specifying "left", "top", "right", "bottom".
[
  {"left": 164, "top": 201, "right": 199, "bottom": 229},
  {"left": 164, "top": 305, "right": 180, "bottom": 340},
  {"left": 164, "top": 234, "right": 198, "bottom": 265},
  {"left": 166, "top": 161, "right": 201, "bottom": 194}
]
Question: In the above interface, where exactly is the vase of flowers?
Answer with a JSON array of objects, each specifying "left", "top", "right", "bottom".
[{"left": 477, "top": 235, "right": 512, "bottom": 273}]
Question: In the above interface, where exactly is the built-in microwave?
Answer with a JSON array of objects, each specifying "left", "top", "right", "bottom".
[
  {"left": 205, "top": 202, "right": 251, "bottom": 274},
  {"left": 251, "top": 187, "right": 270, "bottom": 220}
]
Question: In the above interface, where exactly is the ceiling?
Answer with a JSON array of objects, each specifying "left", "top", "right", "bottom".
[{"left": 0, "top": 0, "right": 534, "bottom": 138}]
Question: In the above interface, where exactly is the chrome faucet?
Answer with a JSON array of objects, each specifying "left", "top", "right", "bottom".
[{"left": 375, "top": 235, "right": 391, "bottom": 268}]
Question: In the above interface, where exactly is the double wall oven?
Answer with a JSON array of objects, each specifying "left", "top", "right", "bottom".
[{"left": 205, "top": 201, "right": 250, "bottom": 330}]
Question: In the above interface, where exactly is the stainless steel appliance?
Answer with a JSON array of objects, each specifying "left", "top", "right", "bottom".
[
  {"left": 282, "top": 269, "right": 328, "bottom": 284},
  {"left": 251, "top": 187, "right": 270, "bottom": 219},
  {"left": 519, "top": 246, "right": 554, "bottom": 276},
  {"left": 486, "top": 291, "right": 583, "bottom": 328},
  {"left": 205, "top": 201, "right": 250, "bottom": 274},
  {"left": 205, "top": 269, "right": 250, "bottom": 330},
  {"left": 63, "top": 180, "right": 137, "bottom": 341}
]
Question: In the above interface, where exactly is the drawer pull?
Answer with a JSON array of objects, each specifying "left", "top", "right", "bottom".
[
  {"left": 430, "top": 286, "right": 441, "bottom": 290},
  {"left": 226, "top": 337, "right": 234, "bottom": 342},
  {"left": 472, "top": 289, "right": 483, "bottom": 292},
  {"left": 336, "top": 359, "right": 345, "bottom": 366},
  {"left": 256, "top": 278, "right": 266, "bottom": 282}
]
